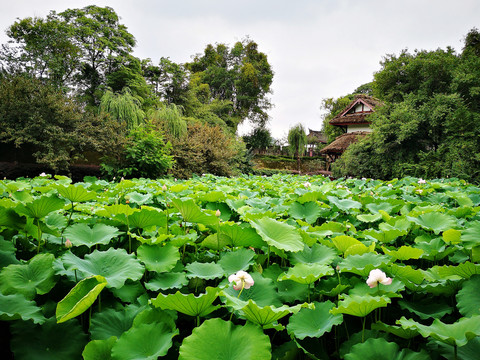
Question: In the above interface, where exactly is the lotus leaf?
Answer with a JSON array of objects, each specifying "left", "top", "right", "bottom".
[
  {"left": 218, "top": 248, "right": 255, "bottom": 274},
  {"left": 278, "top": 263, "right": 334, "bottom": 285},
  {"left": 126, "top": 208, "right": 166, "bottom": 229},
  {"left": 288, "top": 201, "right": 322, "bottom": 224},
  {"left": 15, "top": 195, "right": 65, "bottom": 219},
  {"left": 137, "top": 243, "right": 179, "bottom": 272},
  {"left": 338, "top": 253, "right": 391, "bottom": 277},
  {"left": 327, "top": 196, "right": 362, "bottom": 212},
  {"left": 151, "top": 286, "right": 220, "bottom": 317},
  {"left": 56, "top": 275, "right": 107, "bottom": 323},
  {"left": 398, "top": 298, "right": 453, "bottom": 320},
  {"left": 185, "top": 261, "right": 225, "bottom": 279},
  {"left": 179, "top": 318, "right": 271, "bottom": 360},
  {"left": 56, "top": 184, "right": 96, "bottom": 202},
  {"left": 172, "top": 198, "right": 218, "bottom": 225},
  {"left": 111, "top": 322, "right": 178, "bottom": 360},
  {"left": 289, "top": 243, "right": 336, "bottom": 266},
  {"left": 331, "top": 295, "right": 391, "bottom": 317},
  {"left": 345, "top": 337, "right": 430, "bottom": 360},
  {"left": 331, "top": 235, "right": 363, "bottom": 254},
  {"left": 145, "top": 272, "right": 188, "bottom": 291},
  {"left": 397, "top": 315, "right": 480, "bottom": 346},
  {"left": 90, "top": 304, "right": 145, "bottom": 340},
  {"left": 60, "top": 248, "right": 144, "bottom": 288},
  {"left": 382, "top": 245, "right": 424, "bottom": 261},
  {"left": 0, "top": 292, "right": 46, "bottom": 324},
  {"left": 456, "top": 275, "right": 480, "bottom": 316},
  {"left": 0, "top": 253, "right": 56, "bottom": 299},
  {"left": 82, "top": 336, "right": 116, "bottom": 360},
  {"left": 408, "top": 212, "right": 457, "bottom": 234},
  {"left": 371, "top": 322, "right": 418, "bottom": 339},
  {"left": 287, "top": 300, "right": 343, "bottom": 339},
  {"left": 250, "top": 217, "right": 304, "bottom": 252},
  {"left": 64, "top": 223, "right": 122, "bottom": 248}
]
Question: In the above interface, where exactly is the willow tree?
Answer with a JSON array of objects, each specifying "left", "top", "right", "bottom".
[
  {"left": 288, "top": 124, "right": 307, "bottom": 172},
  {"left": 99, "top": 88, "right": 145, "bottom": 129},
  {"left": 148, "top": 104, "right": 187, "bottom": 140}
]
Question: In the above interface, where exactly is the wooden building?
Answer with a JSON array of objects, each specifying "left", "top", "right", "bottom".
[{"left": 320, "top": 94, "right": 383, "bottom": 170}]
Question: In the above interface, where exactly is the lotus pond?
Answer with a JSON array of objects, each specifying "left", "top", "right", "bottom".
[{"left": 0, "top": 174, "right": 480, "bottom": 359}]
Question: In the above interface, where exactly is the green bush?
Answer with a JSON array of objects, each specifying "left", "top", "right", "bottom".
[{"left": 101, "top": 122, "right": 173, "bottom": 179}]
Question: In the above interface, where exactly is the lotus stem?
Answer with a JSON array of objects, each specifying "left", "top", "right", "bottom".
[{"left": 362, "top": 316, "right": 366, "bottom": 343}]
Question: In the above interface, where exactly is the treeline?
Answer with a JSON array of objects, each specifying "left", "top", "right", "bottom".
[
  {"left": 0, "top": 5, "right": 273, "bottom": 178},
  {"left": 325, "top": 28, "right": 480, "bottom": 183}
]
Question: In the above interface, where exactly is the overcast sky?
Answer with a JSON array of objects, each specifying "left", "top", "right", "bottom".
[{"left": 1, "top": 0, "right": 479, "bottom": 139}]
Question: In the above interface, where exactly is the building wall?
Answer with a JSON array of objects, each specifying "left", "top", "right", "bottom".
[{"left": 346, "top": 124, "right": 372, "bottom": 133}]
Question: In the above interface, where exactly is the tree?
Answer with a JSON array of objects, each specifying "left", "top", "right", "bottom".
[
  {"left": 187, "top": 38, "right": 273, "bottom": 131},
  {"left": 0, "top": 74, "right": 118, "bottom": 171},
  {"left": 99, "top": 88, "right": 145, "bottom": 130},
  {"left": 287, "top": 124, "right": 307, "bottom": 172},
  {"left": 148, "top": 104, "right": 187, "bottom": 140},
  {"left": 243, "top": 126, "right": 273, "bottom": 151},
  {"left": 320, "top": 95, "right": 353, "bottom": 143}
]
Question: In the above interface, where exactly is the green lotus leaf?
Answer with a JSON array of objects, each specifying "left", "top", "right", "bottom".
[
  {"left": 398, "top": 299, "right": 453, "bottom": 320},
  {"left": 56, "top": 275, "right": 107, "bottom": 323},
  {"left": 151, "top": 286, "right": 220, "bottom": 317},
  {"left": 185, "top": 261, "right": 225, "bottom": 280},
  {"left": 431, "top": 337, "right": 480, "bottom": 360},
  {"left": 218, "top": 248, "right": 255, "bottom": 274},
  {"left": 344, "top": 337, "right": 430, "bottom": 360},
  {"left": 349, "top": 279, "right": 405, "bottom": 298},
  {"left": 145, "top": 272, "right": 189, "bottom": 291},
  {"left": 0, "top": 207, "right": 24, "bottom": 228},
  {"left": 96, "top": 204, "right": 135, "bottom": 218},
  {"left": 278, "top": 263, "right": 334, "bottom": 285},
  {"left": 331, "top": 235, "right": 363, "bottom": 254},
  {"left": 408, "top": 212, "right": 458, "bottom": 234},
  {"left": 240, "top": 300, "right": 311, "bottom": 327},
  {"left": 44, "top": 212, "right": 67, "bottom": 231},
  {"left": 338, "top": 252, "right": 391, "bottom": 277},
  {"left": 82, "top": 336, "right": 116, "bottom": 360},
  {"left": 397, "top": 315, "right": 480, "bottom": 346},
  {"left": 461, "top": 221, "right": 480, "bottom": 249},
  {"left": 443, "top": 229, "right": 462, "bottom": 244},
  {"left": 0, "top": 292, "right": 46, "bottom": 324},
  {"left": 125, "top": 191, "right": 152, "bottom": 205},
  {"left": 0, "top": 253, "right": 56, "bottom": 300},
  {"left": 331, "top": 294, "right": 391, "bottom": 317},
  {"left": 179, "top": 318, "right": 271, "bottom": 360},
  {"left": 172, "top": 198, "right": 218, "bottom": 225},
  {"left": 56, "top": 184, "right": 96, "bottom": 202},
  {"left": 111, "top": 322, "right": 178, "bottom": 360},
  {"left": 446, "top": 191, "right": 474, "bottom": 207},
  {"left": 169, "top": 232, "right": 197, "bottom": 247},
  {"left": 371, "top": 322, "right": 419, "bottom": 339},
  {"left": 219, "top": 222, "right": 265, "bottom": 248},
  {"left": 277, "top": 280, "right": 309, "bottom": 302},
  {"left": 287, "top": 300, "right": 343, "bottom": 339},
  {"left": 415, "top": 237, "right": 455, "bottom": 261},
  {"left": 11, "top": 190, "right": 34, "bottom": 203},
  {"left": 205, "top": 202, "right": 231, "bottom": 221},
  {"left": 200, "top": 190, "right": 227, "bottom": 203},
  {"left": 431, "top": 261, "right": 480, "bottom": 280},
  {"left": 127, "top": 208, "right": 167, "bottom": 229},
  {"left": 222, "top": 272, "right": 282, "bottom": 308},
  {"left": 132, "top": 307, "right": 177, "bottom": 330},
  {"left": 0, "top": 236, "right": 19, "bottom": 267},
  {"left": 363, "top": 228, "right": 405, "bottom": 244},
  {"left": 90, "top": 304, "right": 145, "bottom": 340},
  {"left": 365, "top": 202, "right": 395, "bottom": 214},
  {"left": 356, "top": 213, "right": 382, "bottom": 223},
  {"left": 250, "top": 217, "right": 304, "bottom": 252},
  {"left": 382, "top": 245, "right": 424, "bottom": 261},
  {"left": 289, "top": 243, "right": 337, "bottom": 266},
  {"left": 111, "top": 281, "right": 146, "bottom": 303},
  {"left": 64, "top": 223, "right": 122, "bottom": 248},
  {"left": 288, "top": 201, "right": 322, "bottom": 224},
  {"left": 387, "top": 264, "right": 425, "bottom": 290},
  {"left": 456, "top": 274, "right": 480, "bottom": 316},
  {"left": 137, "top": 243, "right": 179, "bottom": 272},
  {"left": 344, "top": 243, "right": 374, "bottom": 257},
  {"left": 15, "top": 194, "right": 65, "bottom": 219},
  {"left": 60, "top": 248, "right": 144, "bottom": 288},
  {"left": 200, "top": 232, "right": 233, "bottom": 250},
  {"left": 11, "top": 317, "right": 88, "bottom": 360},
  {"left": 327, "top": 196, "right": 362, "bottom": 212}
]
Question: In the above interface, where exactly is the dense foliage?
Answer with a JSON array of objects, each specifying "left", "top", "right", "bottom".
[
  {"left": 1, "top": 174, "right": 480, "bottom": 359},
  {"left": 332, "top": 29, "right": 480, "bottom": 183},
  {"left": 0, "top": 5, "right": 272, "bottom": 177}
]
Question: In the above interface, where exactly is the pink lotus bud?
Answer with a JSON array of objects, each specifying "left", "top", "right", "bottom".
[
  {"left": 162, "top": 184, "right": 167, "bottom": 191},
  {"left": 65, "top": 239, "right": 73, "bottom": 248},
  {"left": 215, "top": 209, "right": 221, "bottom": 217}
]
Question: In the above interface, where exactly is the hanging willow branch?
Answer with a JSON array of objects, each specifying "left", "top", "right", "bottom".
[{"left": 99, "top": 88, "right": 145, "bottom": 129}]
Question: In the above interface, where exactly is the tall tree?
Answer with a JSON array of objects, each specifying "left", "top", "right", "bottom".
[{"left": 187, "top": 38, "right": 273, "bottom": 131}]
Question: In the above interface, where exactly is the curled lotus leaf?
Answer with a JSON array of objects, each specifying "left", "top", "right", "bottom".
[{"left": 331, "top": 294, "right": 391, "bottom": 317}]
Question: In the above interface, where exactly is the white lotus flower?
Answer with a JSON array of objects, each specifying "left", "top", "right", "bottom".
[
  {"left": 228, "top": 271, "right": 254, "bottom": 291},
  {"left": 303, "top": 181, "right": 311, "bottom": 188},
  {"left": 418, "top": 178, "right": 426, "bottom": 184},
  {"left": 366, "top": 269, "right": 392, "bottom": 288}
]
